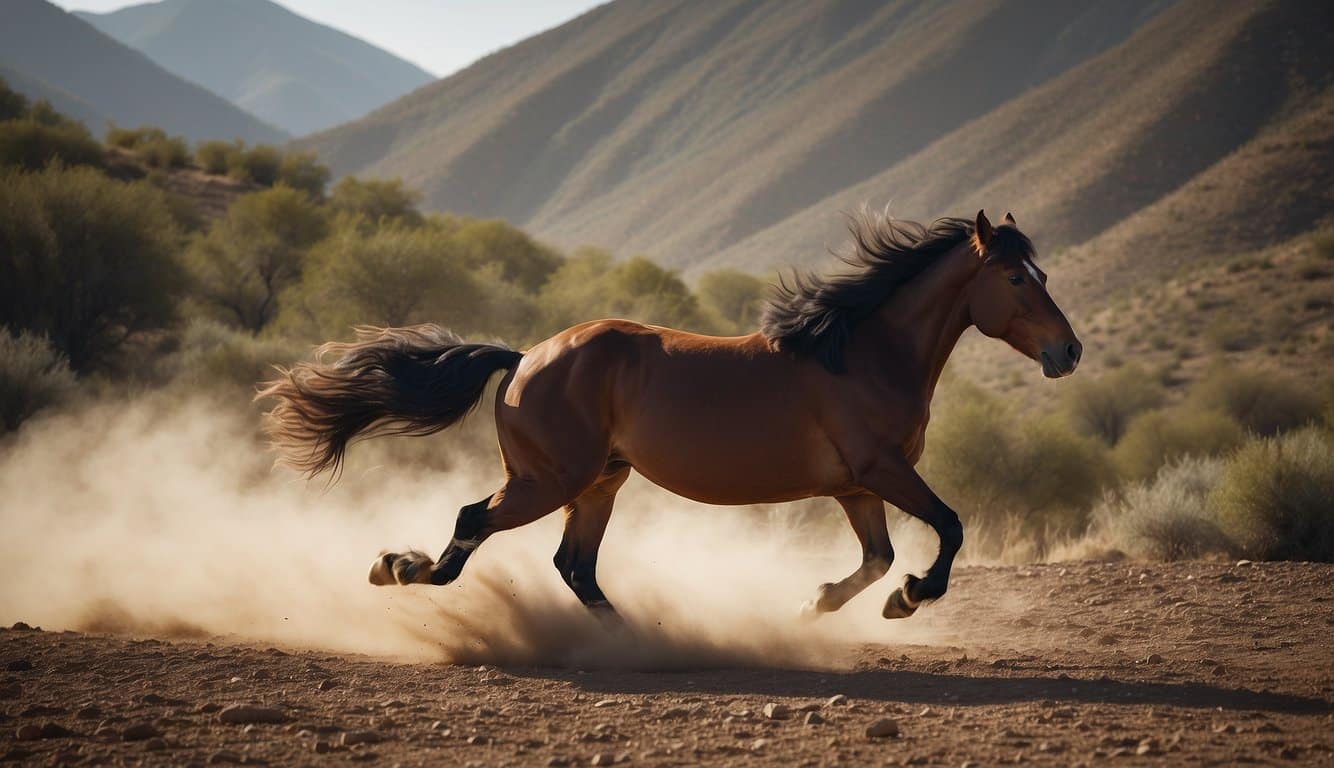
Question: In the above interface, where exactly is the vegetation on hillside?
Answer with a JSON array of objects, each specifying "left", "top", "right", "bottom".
[{"left": 2, "top": 87, "right": 1331, "bottom": 565}]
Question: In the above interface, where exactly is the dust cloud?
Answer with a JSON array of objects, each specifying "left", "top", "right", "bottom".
[{"left": 0, "top": 396, "right": 951, "bottom": 670}]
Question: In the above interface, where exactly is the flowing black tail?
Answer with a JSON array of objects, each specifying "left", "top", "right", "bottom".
[{"left": 257, "top": 324, "right": 522, "bottom": 478}]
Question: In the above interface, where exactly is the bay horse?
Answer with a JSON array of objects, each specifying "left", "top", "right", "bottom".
[{"left": 260, "top": 210, "right": 1081, "bottom": 621}]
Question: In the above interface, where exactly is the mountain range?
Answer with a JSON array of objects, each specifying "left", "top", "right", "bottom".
[
  {"left": 76, "top": 0, "right": 435, "bottom": 137},
  {"left": 299, "top": 0, "right": 1333, "bottom": 301}
]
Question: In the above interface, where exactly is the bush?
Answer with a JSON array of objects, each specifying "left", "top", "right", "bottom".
[
  {"left": 277, "top": 224, "right": 483, "bottom": 339},
  {"left": 441, "top": 216, "right": 561, "bottom": 293},
  {"left": 1093, "top": 457, "right": 1235, "bottom": 561},
  {"left": 1113, "top": 407, "right": 1246, "bottom": 480},
  {"left": 106, "top": 125, "right": 189, "bottom": 169},
  {"left": 162, "top": 319, "right": 308, "bottom": 395},
  {"left": 921, "top": 380, "right": 1111, "bottom": 537},
  {"left": 0, "top": 77, "right": 27, "bottom": 121},
  {"left": 276, "top": 151, "right": 329, "bottom": 198},
  {"left": 0, "top": 330, "right": 77, "bottom": 432},
  {"left": 1061, "top": 364, "right": 1164, "bottom": 445},
  {"left": 1212, "top": 428, "right": 1334, "bottom": 561},
  {"left": 328, "top": 176, "right": 423, "bottom": 228},
  {"left": 0, "top": 120, "right": 104, "bottom": 170},
  {"left": 697, "top": 269, "right": 768, "bottom": 334},
  {"left": 539, "top": 249, "right": 711, "bottom": 334},
  {"left": 228, "top": 144, "right": 282, "bottom": 186},
  {"left": 0, "top": 165, "right": 183, "bottom": 371},
  {"left": 184, "top": 186, "right": 329, "bottom": 332},
  {"left": 195, "top": 139, "right": 241, "bottom": 175},
  {"left": 1192, "top": 368, "right": 1320, "bottom": 436}
]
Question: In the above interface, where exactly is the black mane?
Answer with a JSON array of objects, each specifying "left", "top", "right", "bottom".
[{"left": 761, "top": 212, "right": 1031, "bottom": 372}]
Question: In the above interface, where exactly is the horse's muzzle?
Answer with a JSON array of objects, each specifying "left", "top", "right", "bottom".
[{"left": 1040, "top": 340, "right": 1082, "bottom": 378}]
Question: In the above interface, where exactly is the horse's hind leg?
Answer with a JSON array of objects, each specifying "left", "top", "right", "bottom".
[
  {"left": 553, "top": 462, "right": 631, "bottom": 619},
  {"left": 801, "top": 493, "right": 894, "bottom": 617}
]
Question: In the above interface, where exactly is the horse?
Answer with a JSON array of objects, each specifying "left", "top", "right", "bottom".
[{"left": 259, "top": 209, "right": 1081, "bottom": 621}]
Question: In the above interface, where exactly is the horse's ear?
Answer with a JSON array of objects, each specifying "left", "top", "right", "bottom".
[
  {"left": 1004, "top": 211, "right": 1017, "bottom": 226},
  {"left": 974, "top": 210, "right": 994, "bottom": 252}
]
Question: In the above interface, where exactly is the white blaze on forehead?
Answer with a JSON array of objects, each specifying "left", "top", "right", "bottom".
[{"left": 1023, "top": 257, "right": 1042, "bottom": 284}]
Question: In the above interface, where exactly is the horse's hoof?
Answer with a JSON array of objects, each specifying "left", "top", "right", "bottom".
[
  {"left": 368, "top": 552, "right": 397, "bottom": 586},
  {"left": 798, "top": 599, "right": 823, "bottom": 622},
  {"left": 882, "top": 587, "right": 919, "bottom": 620},
  {"left": 369, "top": 551, "right": 434, "bottom": 586}
]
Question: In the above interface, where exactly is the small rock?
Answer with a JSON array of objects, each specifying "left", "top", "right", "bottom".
[
  {"left": 865, "top": 718, "right": 900, "bottom": 738},
  {"left": 660, "top": 706, "right": 690, "bottom": 719},
  {"left": 122, "top": 722, "right": 162, "bottom": 741},
  {"left": 1235, "top": 560, "right": 1253, "bottom": 567},
  {"left": 75, "top": 706, "right": 103, "bottom": 719},
  {"left": 430, "top": 720, "right": 448, "bottom": 730},
  {"left": 591, "top": 752, "right": 616, "bottom": 766},
  {"left": 38, "top": 722, "right": 74, "bottom": 739},
  {"left": 4, "top": 660, "right": 32, "bottom": 672},
  {"left": 1143, "top": 653, "right": 1164, "bottom": 664},
  {"left": 545, "top": 757, "right": 569, "bottom": 767},
  {"left": 207, "top": 749, "right": 244, "bottom": 764},
  {"left": 1212, "top": 723, "right": 1237, "bottom": 735},
  {"left": 313, "top": 740, "right": 332, "bottom": 754},
  {"left": 218, "top": 704, "right": 287, "bottom": 725},
  {"left": 10, "top": 622, "right": 33, "bottom": 631},
  {"left": 825, "top": 694, "right": 848, "bottom": 707},
  {"left": 761, "top": 703, "right": 790, "bottom": 720},
  {"left": 341, "top": 730, "right": 383, "bottom": 746},
  {"left": 804, "top": 711, "right": 824, "bottom": 726},
  {"left": 750, "top": 738, "right": 770, "bottom": 752},
  {"left": 15, "top": 724, "right": 42, "bottom": 741},
  {"left": 144, "top": 737, "right": 168, "bottom": 751},
  {"left": 93, "top": 726, "right": 118, "bottom": 740},
  {"left": 317, "top": 679, "right": 339, "bottom": 691},
  {"left": 139, "top": 693, "right": 166, "bottom": 705},
  {"left": 593, "top": 699, "right": 618, "bottom": 708}
]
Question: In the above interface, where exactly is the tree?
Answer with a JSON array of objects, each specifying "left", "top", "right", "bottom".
[
  {"left": 696, "top": 269, "right": 768, "bottom": 334},
  {"left": 441, "top": 216, "right": 561, "bottom": 293},
  {"left": 539, "top": 249, "right": 710, "bottom": 333},
  {"left": 0, "top": 165, "right": 182, "bottom": 371},
  {"left": 328, "top": 176, "right": 423, "bottom": 229},
  {"left": 185, "top": 186, "right": 329, "bottom": 333}
]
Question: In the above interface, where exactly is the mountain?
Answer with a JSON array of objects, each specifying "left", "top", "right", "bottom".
[
  {"left": 77, "top": 0, "right": 436, "bottom": 137},
  {"left": 0, "top": 0, "right": 284, "bottom": 143},
  {"left": 301, "top": 0, "right": 1332, "bottom": 285}
]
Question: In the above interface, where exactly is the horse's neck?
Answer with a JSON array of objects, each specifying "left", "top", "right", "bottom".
[{"left": 858, "top": 243, "right": 978, "bottom": 400}]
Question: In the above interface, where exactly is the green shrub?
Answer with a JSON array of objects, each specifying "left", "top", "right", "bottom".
[
  {"left": 228, "top": 144, "right": 282, "bottom": 186},
  {"left": 276, "top": 224, "right": 483, "bottom": 339},
  {"left": 0, "top": 77, "right": 27, "bottom": 121},
  {"left": 106, "top": 125, "right": 189, "bottom": 168},
  {"left": 328, "top": 176, "right": 423, "bottom": 227},
  {"left": 1192, "top": 368, "right": 1320, "bottom": 436},
  {"left": 0, "top": 120, "right": 104, "bottom": 170},
  {"left": 195, "top": 139, "right": 242, "bottom": 175},
  {"left": 0, "top": 330, "right": 77, "bottom": 432},
  {"left": 1061, "top": 364, "right": 1165, "bottom": 445},
  {"left": 538, "top": 249, "right": 711, "bottom": 334},
  {"left": 1212, "top": 428, "right": 1334, "bottom": 561},
  {"left": 162, "top": 319, "right": 307, "bottom": 395},
  {"left": 1113, "top": 407, "right": 1246, "bottom": 480},
  {"left": 0, "top": 165, "right": 182, "bottom": 371},
  {"left": 1093, "top": 457, "right": 1234, "bottom": 561},
  {"left": 184, "top": 186, "right": 329, "bottom": 332},
  {"left": 697, "top": 269, "right": 768, "bottom": 335},
  {"left": 440, "top": 216, "right": 560, "bottom": 293},
  {"left": 26, "top": 100, "right": 77, "bottom": 128},
  {"left": 276, "top": 151, "right": 329, "bottom": 198}
]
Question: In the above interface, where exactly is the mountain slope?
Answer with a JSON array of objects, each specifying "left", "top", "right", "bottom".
[
  {"left": 300, "top": 0, "right": 1172, "bottom": 264},
  {"left": 0, "top": 0, "right": 284, "bottom": 143},
  {"left": 78, "top": 0, "right": 435, "bottom": 137}
]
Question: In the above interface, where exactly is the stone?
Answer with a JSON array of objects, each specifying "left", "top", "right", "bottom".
[
  {"left": 825, "top": 694, "right": 848, "bottom": 707},
  {"left": 144, "top": 737, "right": 168, "bottom": 751},
  {"left": 865, "top": 718, "right": 900, "bottom": 738},
  {"left": 207, "top": 750, "right": 244, "bottom": 764},
  {"left": 804, "top": 711, "right": 824, "bottom": 726},
  {"left": 4, "top": 659, "right": 32, "bottom": 672},
  {"left": 218, "top": 704, "right": 287, "bottom": 725},
  {"left": 591, "top": 752, "right": 616, "bottom": 766},
  {"left": 317, "top": 679, "right": 339, "bottom": 691},
  {"left": 593, "top": 699, "right": 618, "bottom": 708},
  {"left": 313, "top": 740, "right": 332, "bottom": 754},
  {"left": 15, "top": 724, "right": 42, "bottom": 741},
  {"left": 761, "top": 703, "right": 790, "bottom": 720},
  {"left": 341, "top": 730, "right": 383, "bottom": 746},
  {"left": 122, "top": 722, "right": 163, "bottom": 741}
]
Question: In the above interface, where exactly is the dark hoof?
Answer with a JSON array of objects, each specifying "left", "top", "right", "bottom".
[{"left": 882, "top": 587, "right": 919, "bottom": 620}]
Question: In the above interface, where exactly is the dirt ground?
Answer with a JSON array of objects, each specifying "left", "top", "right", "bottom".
[{"left": 2, "top": 560, "right": 1330, "bottom": 767}]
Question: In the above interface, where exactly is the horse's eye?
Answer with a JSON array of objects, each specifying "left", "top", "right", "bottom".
[{"left": 1008, "top": 274, "right": 1024, "bottom": 286}]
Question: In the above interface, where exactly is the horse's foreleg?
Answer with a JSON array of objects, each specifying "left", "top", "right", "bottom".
[
  {"left": 801, "top": 493, "right": 893, "bottom": 617},
  {"left": 861, "top": 457, "right": 963, "bottom": 619},
  {"left": 554, "top": 463, "right": 630, "bottom": 622}
]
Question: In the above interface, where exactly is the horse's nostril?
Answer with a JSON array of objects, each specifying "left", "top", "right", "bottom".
[{"left": 1067, "top": 342, "right": 1082, "bottom": 363}]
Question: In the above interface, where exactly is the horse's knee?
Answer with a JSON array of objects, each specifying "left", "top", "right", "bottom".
[{"left": 865, "top": 554, "right": 893, "bottom": 580}]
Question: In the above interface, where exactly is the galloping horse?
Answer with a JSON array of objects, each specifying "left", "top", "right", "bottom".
[{"left": 260, "top": 210, "right": 1081, "bottom": 621}]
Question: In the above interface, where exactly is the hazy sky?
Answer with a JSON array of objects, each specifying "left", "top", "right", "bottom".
[{"left": 52, "top": 0, "right": 606, "bottom": 77}]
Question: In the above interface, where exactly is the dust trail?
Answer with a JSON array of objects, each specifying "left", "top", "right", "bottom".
[{"left": 0, "top": 396, "right": 949, "bottom": 668}]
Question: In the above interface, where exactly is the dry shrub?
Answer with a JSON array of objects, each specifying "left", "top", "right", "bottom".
[
  {"left": 1061, "top": 364, "right": 1164, "bottom": 445},
  {"left": 1212, "top": 428, "right": 1334, "bottom": 562},
  {"left": 1192, "top": 367, "right": 1320, "bottom": 436},
  {"left": 1090, "top": 457, "right": 1234, "bottom": 561},
  {"left": 0, "top": 120, "right": 104, "bottom": 170},
  {"left": 1112, "top": 407, "right": 1246, "bottom": 480},
  {"left": 0, "top": 330, "right": 77, "bottom": 432}
]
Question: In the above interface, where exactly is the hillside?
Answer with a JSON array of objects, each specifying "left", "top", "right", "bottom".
[
  {"left": 0, "top": 0, "right": 284, "bottom": 143},
  {"left": 302, "top": 0, "right": 1332, "bottom": 283},
  {"left": 78, "top": 0, "right": 435, "bottom": 137}
]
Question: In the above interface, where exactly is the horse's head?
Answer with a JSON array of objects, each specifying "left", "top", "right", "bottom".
[{"left": 967, "top": 211, "right": 1081, "bottom": 378}]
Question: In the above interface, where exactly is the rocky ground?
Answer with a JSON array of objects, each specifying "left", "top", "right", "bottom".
[{"left": 2, "top": 561, "right": 1331, "bottom": 766}]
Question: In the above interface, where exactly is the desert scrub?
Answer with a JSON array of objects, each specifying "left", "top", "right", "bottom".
[
  {"left": 1212, "top": 428, "right": 1334, "bottom": 562},
  {"left": 1091, "top": 457, "right": 1234, "bottom": 561},
  {"left": 1061, "top": 364, "right": 1165, "bottom": 445},
  {"left": 0, "top": 119, "right": 105, "bottom": 170},
  {"left": 1112, "top": 407, "right": 1246, "bottom": 480},
  {"left": 161, "top": 320, "right": 307, "bottom": 396},
  {"left": 106, "top": 126, "right": 189, "bottom": 168},
  {"left": 1192, "top": 367, "right": 1321, "bottom": 436},
  {"left": 195, "top": 139, "right": 242, "bottom": 175},
  {"left": 0, "top": 330, "right": 76, "bottom": 432}
]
